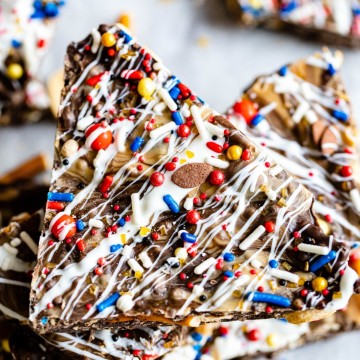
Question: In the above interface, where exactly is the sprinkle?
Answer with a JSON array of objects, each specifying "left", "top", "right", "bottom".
[
  {"left": 116, "top": 294, "right": 134, "bottom": 312},
  {"left": 206, "top": 141, "right": 223, "bottom": 153},
  {"left": 180, "top": 231, "right": 197, "bottom": 243},
  {"left": 297, "top": 243, "right": 330, "bottom": 255},
  {"left": 270, "top": 268, "right": 299, "bottom": 283},
  {"left": 99, "top": 176, "right": 113, "bottom": 193},
  {"left": 41, "top": 317, "right": 48, "bottom": 325},
  {"left": 122, "top": 245, "right": 132, "bottom": 258},
  {"left": 184, "top": 197, "right": 194, "bottom": 210},
  {"left": 169, "top": 86, "right": 181, "bottom": 100},
  {"left": 247, "top": 292, "right": 291, "bottom": 307},
  {"left": 19, "top": 231, "right": 38, "bottom": 254},
  {"left": 191, "top": 105, "right": 209, "bottom": 139},
  {"left": 47, "top": 201, "right": 64, "bottom": 210},
  {"left": 47, "top": 192, "right": 74, "bottom": 202},
  {"left": 191, "top": 332, "right": 203, "bottom": 342},
  {"left": 163, "top": 195, "right": 180, "bottom": 213},
  {"left": 76, "top": 220, "right": 85, "bottom": 231},
  {"left": 119, "top": 30, "right": 133, "bottom": 44},
  {"left": 150, "top": 122, "right": 177, "bottom": 139},
  {"left": 269, "top": 260, "right": 278, "bottom": 269},
  {"left": 309, "top": 250, "right": 337, "bottom": 272},
  {"left": 251, "top": 259, "right": 263, "bottom": 269},
  {"left": 76, "top": 239, "right": 86, "bottom": 252},
  {"left": 204, "top": 122, "right": 226, "bottom": 138},
  {"left": 223, "top": 253, "right": 235, "bottom": 262},
  {"left": 332, "top": 109, "right": 348, "bottom": 122},
  {"left": 89, "top": 219, "right": 104, "bottom": 229},
  {"left": 128, "top": 259, "right": 144, "bottom": 274},
  {"left": 158, "top": 88, "right": 177, "bottom": 111},
  {"left": 278, "top": 66, "right": 288, "bottom": 76},
  {"left": 192, "top": 285, "right": 204, "bottom": 296},
  {"left": 350, "top": 188, "right": 360, "bottom": 212},
  {"left": 292, "top": 101, "right": 310, "bottom": 123},
  {"left": 91, "top": 28, "right": 101, "bottom": 53},
  {"left": 174, "top": 247, "right": 188, "bottom": 261},
  {"left": 110, "top": 244, "right": 122, "bottom": 253},
  {"left": 96, "top": 292, "right": 120, "bottom": 312},
  {"left": 118, "top": 218, "right": 126, "bottom": 227},
  {"left": 251, "top": 114, "right": 264, "bottom": 126},
  {"left": 223, "top": 270, "right": 234, "bottom": 278},
  {"left": 239, "top": 225, "right": 266, "bottom": 250},
  {"left": 130, "top": 137, "right": 144, "bottom": 152},
  {"left": 194, "top": 257, "right": 216, "bottom": 274},
  {"left": 171, "top": 111, "right": 183, "bottom": 125},
  {"left": 131, "top": 193, "right": 142, "bottom": 225},
  {"left": 205, "top": 156, "right": 229, "bottom": 169}
]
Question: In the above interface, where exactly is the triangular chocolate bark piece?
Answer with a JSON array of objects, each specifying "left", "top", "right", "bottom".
[{"left": 29, "top": 25, "right": 357, "bottom": 334}]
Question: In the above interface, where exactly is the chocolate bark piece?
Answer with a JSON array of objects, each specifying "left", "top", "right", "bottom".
[
  {"left": 0, "top": 0, "right": 65, "bottom": 125},
  {"left": 228, "top": 49, "right": 360, "bottom": 248},
  {"left": 29, "top": 24, "right": 357, "bottom": 335},
  {"left": 0, "top": 211, "right": 187, "bottom": 360}
]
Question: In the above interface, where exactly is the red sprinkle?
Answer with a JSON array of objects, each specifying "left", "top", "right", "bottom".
[
  {"left": 97, "top": 257, "right": 106, "bottom": 266},
  {"left": 48, "top": 240, "right": 55, "bottom": 246},
  {"left": 125, "top": 215, "right": 131, "bottom": 222},
  {"left": 209, "top": 170, "right": 225, "bottom": 186},
  {"left": 322, "top": 289, "right": 330, "bottom": 296},
  {"left": 186, "top": 210, "right": 201, "bottom": 224},
  {"left": 150, "top": 172, "right": 165, "bottom": 187},
  {"left": 293, "top": 231, "right": 301, "bottom": 239},
  {"left": 257, "top": 286, "right": 264, "bottom": 292},
  {"left": 179, "top": 273, "right": 187, "bottom": 280},
  {"left": 215, "top": 259, "right": 224, "bottom": 270},
  {"left": 164, "top": 137, "right": 170, "bottom": 143},
  {"left": 300, "top": 289, "right": 308, "bottom": 297},
  {"left": 151, "top": 232, "right": 159, "bottom": 241},
  {"left": 177, "top": 124, "right": 191, "bottom": 138},
  {"left": 340, "top": 165, "right": 353, "bottom": 177},
  {"left": 164, "top": 162, "right": 176, "bottom": 171},
  {"left": 234, "top": 271, "right": 242, "bottom": 277},
  {"left": 241, "top": 148, "right": 251, "bottom": 161},
  {"left": 265, "top": 306, "right": 273, "bottom": 314},
  {"left": 200, "top": 193, "right": 207, "bottom": 200},
  {"left": 206, "top": 141, "right": 223, "bottom": 153},
  {"left": 250, "top": 269, "right": 257, "bottom": 275},
  {"left": 86, "top": 72, "right": 106, "bottom": 86},
  {"left": 193, "top": 197, "right": 200, "bottom": 205},
  {"left": 132, "top": 350, "right": 141, "bottom": 356},
  {"left": 76, "top": 239, "right": 86, "bottom": 252},
  {"left": 94, "top": 267, "right": 103, "bottom": 276},
  {"left": 113, "top": 204, "right": 120, "bottom": 211},
  {"left": 186, "top": 282, "right": 194, "bottom": 289},
  {"left": 85, "top": 303, "right": 92, "bottom": 310},
  {"left": 47, "top": 201, "right": 64, "bottom": 211},
  {"left": 246, "top": 329, "right": 261, "bottom": 342},
  {"left": 99, "top": 175, "right": 113, "bottom": 193},
  {"left": 218, "top": 326, "right": 229, "bottom": 336},
  {"left": 264, "top": 161, "right": 271, "bottom": 168},
  {"left": 324, "top": 214, "right": 333, "bottom": 223},
  {"left": 224, "top": 129, "right": 230, "bottom": 136},
  {"left": 264, "top": 221, "right": 275, "bottom": 233}
]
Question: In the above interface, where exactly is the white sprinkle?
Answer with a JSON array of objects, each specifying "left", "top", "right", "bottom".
[
  {"left": 297, "top": 243, "right": 329, "bottom": 255},
  {"left": 350, "top": 188, "right": 360, "bottom": 212},
  {"left": 128, "top": 258, "right": 144, "bottom": 274},
  {"left": 150, "top": 122, "right": 177, "bottom": 139},
  {"left": 158, "top": 88, "right": 177, "bottom": 111},
  {"left": 183, "top": 197, "right": 194, "bottom": 211},
  {"left": 10, "top": 238, "right": 21, "bottom": 247},
  {"left": 93, "top": 149, "right": 106, "bottom": 168},
  {"left": 194, "top": 257, "right": 216, "bottom": 275},
  {"left": 91, "top": 28, "right": 101, "bottom": 53},
  {"left": 20, "top": 231, "right": 38, "bottom": 255},
  {"left": 89, "top": 219, "right": 104, "bottom": 229},
  {"left": 153, "top": 102, "right": 167, "bottom": 113},
  {"left": 122, "top": 245, "right": 132, "bottom": 258},
  {"left": 116, "top": 294, "right": 134, "bottom": 312},
  {"left": 77, "top": 115, "right": 94, "bottom": 131},
  {"left": 305, "top": 109, "right": 318, "bottom": 124},
  {"left": 181, "top": 103, "right": 191, "bottom": 118},
  {"left": 274, "top": 77, "right": 300, "bottom": 94},
  {"left": 204, "top": 122, "right": 225, "bottom": 138},
  {"left": 138, "top": 252, "right": 153, "bottom": 269},
  {"left": 191, "top": 105, "right": 209, "bottom": 139},
  {"left": 131, "top": 193, "right": 142, "bottom": 225},
  {"left": 239, "top": 225, "right": 266, "bottom": 250},
  {"left": 265, "top": 188, "right": 277, "bottom": 201},
  {"left": 269, "top": 164, "right": 283, "bottom": 177},
  {"left": 205, "top": 156, "right": 229, "bottom": 169},
  {"left": 292, "top": 101, "right": 310, "bottom": 123},
  {"left": 250, "top": 259, "right": 263, "bottom": 269},
  {"left": 192, "top": 285, "right": 204, "bottom": 296},
  {"left": 259, "top": 102, "right": 277, "bottom": 115},
  {"left": 3, "top": 243, "right": 18, "bottom": 256},
  {"left": 300, "top": 83, "right": 313, "bottom": 100},
  {"left": 270, "top": 268, "right": 299, "bottom": 284},
  {"left": 306, "top": 56, "right": 328, "bottom": 70}
]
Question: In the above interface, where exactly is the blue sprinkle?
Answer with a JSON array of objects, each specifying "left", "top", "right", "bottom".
[
  {"left": 33, "top": 0, "right": 43, "bottom": 10},
  {"left": 44, "top": 3, "right": 59, "bottom": 17},
  {"left": 197, "top": 96, "right": 205, "bottom": 104},
  {"left": 110, "top": 244, "right": 122, "bottom": 253},
  {"left": 180, "top": 232, "right": 197, "bottom": 243},
  {"left": 246, "top": 292, "right": 291, "bottom": 307},
  {"left": 169, "top": 86, "right": 181, "bottom": 100},
  {"left": 47, "top": 192, "right": 74, "bottom": 202},
  {"left": 223, "top": 252, "right": 235, "bottom": 262},
  {"left": 332, "top": 109, "right": 348, "bottom": 122},
  {"left": 96, "top": 293, "right": 120, "bottom": 312},
  {"left": 278, "top": 66, "right": 288, "bottom": 77},
  {"left": 171, "top": 111, "right": 183, "bottom": 125},
  {"left": 352, "top": 243, "right": 360, "bottom": 249},
  {"left": 354, "top": 8, "right": 360, "bottom": 16},
  {"left": 118, "top": 218, "right": 126, "bottom": 227},
  {"left": 280, "top": 0, "right": 297, "bottom": 13},
  {"left": 119, "top": 30, "right": 132, "bottom": 44},
  {"left": 193, "top": 344, "right": 202, "bottom": 352},
  {"left": 327, "top": 63, "right": 336, "bottom": 76},
  {"left": 41, "top": 316, "right": 48, "bottom": 325},
  {"left": 11, "top": 39, "right": 22, "bottom": 48},
  {"left": 223, "top": 270, "right": 234, "bottom": 278},
  {"left": 251, "top": 114, "right": 264, "bottom": 126},
  {"left": 191, "top": 332, "right": 203, "bottom": 342},
  {"left": 309, "top": 250, "right": 337, "bottom": 272},
  {"left": 130, "top": 136, "right": 144, "bottom": 152},
  {"left": 31, "top": 10, "right": 45, "bottom": 19},
  {"left": 269, "top": 259, "right": 278, "bottom": 269},
  {"left": 163, "top": 195, "right": 180, "bottom": 213},
  {"left": 76, "top": 220, "right": 85, "bottom": 231}
]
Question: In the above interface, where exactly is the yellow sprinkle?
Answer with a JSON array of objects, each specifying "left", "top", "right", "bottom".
[
  {"left": 260, "top": 184, "right": 269, "bottom": 192},
  {"left": 241, "top": 325, "right": 248, "bottom": 333},
  {"left": 233, "top": 263, "right": 240, "bottom": 270},
  {"left": 120, "top": 234, "right": 127, "bottom": 244},
  {"left": 89, "top": 284, "right": 98, "bottom": 296},
  {"left": 342, "top": 127, "right": 357, "bottom": 146},
  {"left": 118, "top": 13, "right": 131, "bottom": 29},
  {"left": 281, "top": 188, "right": 288, "bottom": 198},
  {"left": 1, "top": 339, "right": 10, "bottom": 353},
  {"left": 277, "top": 198, "right": 287, "bottom": 207},
  {"left": 332, "top": 291, "right": 342, "bottom": 299},
  {"left": 7, "top": 63, "right": 23, "bottom": 80},
  {"left": 139, "top": 227, "right": 150, "bottom": 237},
  {"left": 135, "top": 271, "right": 143, "bottom": 280},
  {"left": 197, "top": 36, "right": 209, "bottom": 48},
  {"left": 304, "top": 262, "right": 309, "bottom": 272},
  {"left": 164, "top": 341, "right": 175, "bottom": 349},
  {"left": 282, "top": 261, "right": 292, "bottom": 271},
  {"left": 312, "top": 277, "right": 328, "bottom": 292},
  {"left": 298, "top": 277, "right": 305, "bottom": 286},
  {"left": 232, "top": 289, "right": 243, "bottom": 298},
  {"left": 186, "top": 150, "right": 194, "bottom": 158},
  {"left": 138, "top": 78, "right": 155, "bottom": 100},
  {"left": 266, "top": 333, "right": 279, "bottom": 347},
  {"left": 101, "top": 32, "right": 116, "bottom": 47},
  {"left": 227, "top": 145, "right": 243, "bottom": 161},
  {"left": 179, "top": 159, "right": 187, "bottom": 164},
  {"left": 124, "top": 270, "right": 131, "bottom": 277},
  {"left": 268, "top": 280, "right": 277, "bottom": 290},
  {"left": 159, "top": 225, "right": 167, "bottom": 235}
]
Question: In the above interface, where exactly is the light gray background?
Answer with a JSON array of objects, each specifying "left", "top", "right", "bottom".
[{"left": 0, "top": 0, "right": 359, "bottom": 358}]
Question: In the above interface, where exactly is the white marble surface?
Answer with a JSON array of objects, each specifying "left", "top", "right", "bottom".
[{"left": 0, "top": 0, "right": 359, "bottom": 358}]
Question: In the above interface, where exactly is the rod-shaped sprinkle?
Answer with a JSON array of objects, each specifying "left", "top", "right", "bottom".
[
  {"left": 158, "top": 88, "right": 177, "bottom": 111},
  {"left": 139, "top": 252, "right": 153, "bottom": 268},
  {"left": 131, "top": 193, "right": 142, "bottom": 225},
  {"left": 246, "top": 292, "right": 291, "bottom": 307},
  {"left": 163, "top": 194, "right": 180, "bottom": 213},
  {"left": 309, "top": 250, "right": 337, "bottom": 272},
  {"left": 180, "top": 231, "right": 197, "bottom": 243},
  {"left": 297, "top": 243, "right": 329, "bottom": 255},
  {"left": 204, "top": 122, "right": 226, "bottom": 138},
  {"left": 350, "top": 188, "right": 360, "bottom": 212},
  {"left": 205, "top": 156, "right": 229, "bottom": 169},
  {"left": 77, "top": 115, "right": 95, "bottom": 131},
  {"left": 191, "top": 105, "right": 209, "bottom": 139},
  {"left": 270, "top": 268, "right": 299, "bottom": 284},
  {"left": 149, "top": 121, "right": 177, "bottom": 139},
  {"left": 96, "top": 292, "right": 120, "bottom": 312},
  {"left": 89, "top": 219, "right": 104, "bottom": 229},
  {"left": 128, "top": 258, "right": 144, "bottom": 274},
  {"left": 47, "top": 192, "right": 74, "bottom": 202},
  {"left": 171, "top": 111, "right": 183, "bottom": 125},
  {"left": 239, "top": 225, "right": 266, "bottom": 250},
  {"left": 194, "top": 257, "right": 216, "bottom": 274}
]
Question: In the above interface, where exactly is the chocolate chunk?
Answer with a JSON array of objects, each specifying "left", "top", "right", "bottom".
[{"left": 171, "top": 163, "right": 213, "bottom": 188}]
